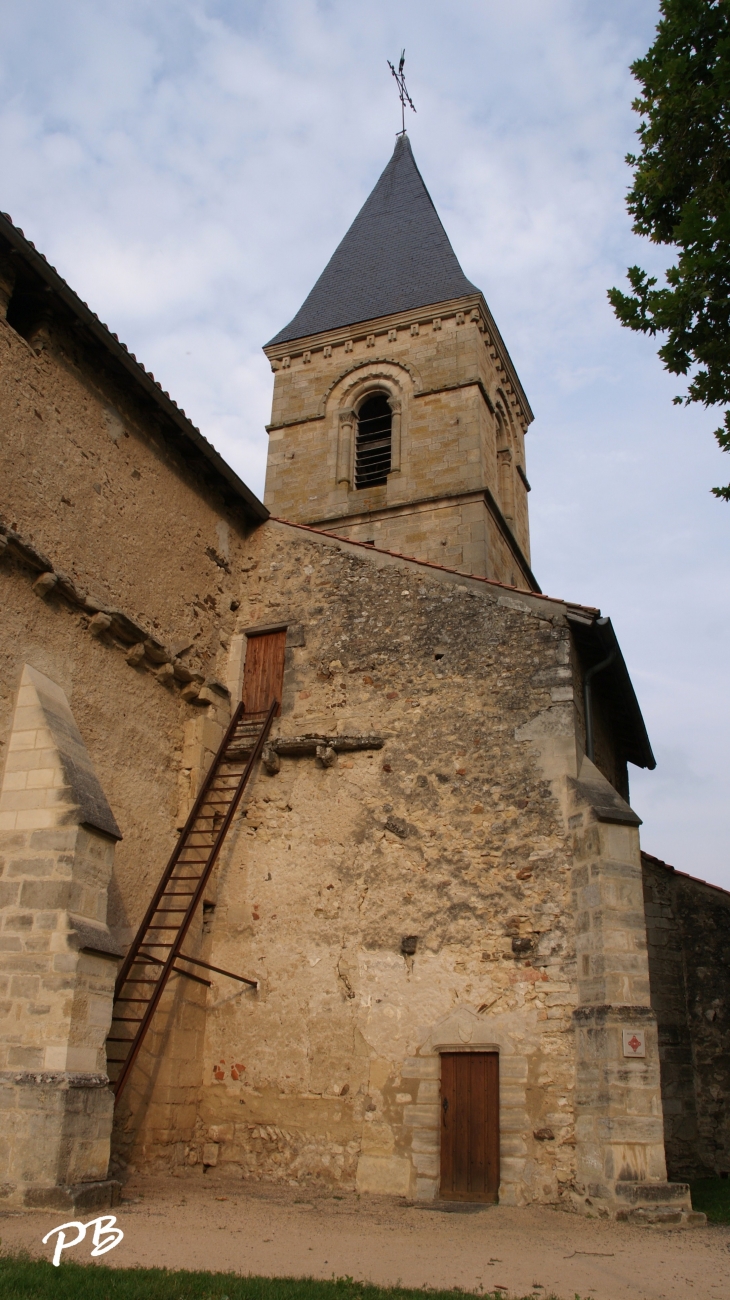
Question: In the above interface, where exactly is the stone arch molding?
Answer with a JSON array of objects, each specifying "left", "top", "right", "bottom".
[
  {"left": 322, "top": 359, "right": 421, "bottom": 488},
  {"left": 420, "top": 1005, "right": 504, "bottom": 1053},
  {"left": 319, "top": 356, "right": 422, "bottom": 417}
]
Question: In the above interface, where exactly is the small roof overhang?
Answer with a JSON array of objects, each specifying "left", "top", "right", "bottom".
[{"left": 567, "top": 611, "right": 656, "bottom": 770}]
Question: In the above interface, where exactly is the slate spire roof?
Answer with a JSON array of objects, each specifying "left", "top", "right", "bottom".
[{"left": 267, "top": 134, "right": 479, "bottom": 347}]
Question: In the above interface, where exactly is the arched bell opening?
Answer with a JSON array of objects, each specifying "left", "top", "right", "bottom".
[{"left": 354, "top": 392, "right": 392, "bottom": 489}]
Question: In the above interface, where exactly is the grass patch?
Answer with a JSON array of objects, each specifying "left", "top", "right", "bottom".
[
  {"left": 0, "top": 1255, "right": 572, "bottom": 1300},
  {"left": 690, "top": 1177, "right": 730, "bottom": 1224}
]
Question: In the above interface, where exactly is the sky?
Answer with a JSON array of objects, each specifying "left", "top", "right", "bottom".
[{"left": 1, "top": 0, "right": 729, "bottom": 888}]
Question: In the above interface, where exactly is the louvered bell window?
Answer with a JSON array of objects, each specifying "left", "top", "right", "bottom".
[{"left": 355, "top": 395, "right": 392, "bottom": 489}]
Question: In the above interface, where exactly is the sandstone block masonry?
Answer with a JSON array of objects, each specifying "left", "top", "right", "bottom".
[
  {"left": 0, "top": 665, "right": 122, "bottom": 1208},
  {"left": 263, "top": 299, "right": 535, "bottom": 589}
]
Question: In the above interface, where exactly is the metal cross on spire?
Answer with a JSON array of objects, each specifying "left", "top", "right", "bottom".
[{"left": 387, "top": 50, "right": 416, "bottom": 135}]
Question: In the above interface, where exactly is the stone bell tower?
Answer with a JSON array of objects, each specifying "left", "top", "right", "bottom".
[{"left": 263, "top": 134, "right": 538, "bottom": 591}]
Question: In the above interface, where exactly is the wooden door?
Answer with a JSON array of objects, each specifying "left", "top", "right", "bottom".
[
  {"left": 243, "top": 630, "right": 287, "bottom": 715},
  {"left": 440, "top": 1052, "right": 499, "bottom": 1202}
]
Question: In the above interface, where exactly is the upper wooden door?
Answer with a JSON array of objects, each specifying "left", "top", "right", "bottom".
[
  {"left": 440, "top": 1051, "right": 500, "bottom": 1202},
  {"left": 243, "top": 630, "right": 287, "bottom": 715}
]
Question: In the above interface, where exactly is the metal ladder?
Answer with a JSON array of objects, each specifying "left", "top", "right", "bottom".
[{"left": 107, "top": 699, "right": 276, "bottom": 1100}]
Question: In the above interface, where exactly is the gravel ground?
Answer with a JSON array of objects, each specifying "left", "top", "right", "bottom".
[{"left": 1, "top": 1172, "right": 729, "bottom": 1300}]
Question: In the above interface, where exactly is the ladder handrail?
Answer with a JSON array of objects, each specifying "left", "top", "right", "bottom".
[
  {"left": 111, "top": 698, "right": 277, "bottom": 1100},
  {"left": 114, "top": 702, "right": 245, "bottom": 999}
]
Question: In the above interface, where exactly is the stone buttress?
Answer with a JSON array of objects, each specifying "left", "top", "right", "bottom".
[{"left": 0, "top": 665, "right": 122, "bottom": 1209}]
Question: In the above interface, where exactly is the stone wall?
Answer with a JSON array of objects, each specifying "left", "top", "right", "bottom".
[
  {"left": 325, "top": 492, "right": 532, "bottom": 592},
  {"left": 0, "top": 303, "right": 255, "bottom": 946},
  {"left": 0, "top": 297, "right": 259, "bottom": 1191},
  {"left": 129, "top": 520, "right": 581, "bottom": 1204},
  {"left": 113, "top": 522, "right": 680, "bottom": 1217},
  {"left": 642, "top": 853, "right": 730, "bottom": 1180},
  {"left": 0, "top": 301, "right": 252, "bottom": 646},
  {"left": 1, "top": 263, "right": 681, "bottom": 1214},
  {"left": 0, "top": 665, "right": 121, "bottom": 1206},
  {"left": 263, "top": 299, "right": 532, "bottom": 583}
]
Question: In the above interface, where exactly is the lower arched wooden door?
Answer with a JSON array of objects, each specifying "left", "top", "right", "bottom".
[{"left": 440, "top": 1051, "right": 500, "bottom": 1202}]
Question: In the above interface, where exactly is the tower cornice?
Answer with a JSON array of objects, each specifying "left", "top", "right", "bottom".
[{"left": 263, "top": 292, "right": 534, "bottom": 429}]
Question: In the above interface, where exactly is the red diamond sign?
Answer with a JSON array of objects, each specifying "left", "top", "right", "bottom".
[{"left": 622, "top": 1028, "right": 646, "bottom": 1058}]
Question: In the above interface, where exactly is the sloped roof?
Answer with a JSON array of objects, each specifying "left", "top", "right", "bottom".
[
  {"left": 269, "top": 516, "right": 656, "bottom": 773},
  {"left": 268, "top": 134, "right": 479, "bottom": 346},
  {"left": 0, "top": 212, "right": 267, "bottom": 524}
]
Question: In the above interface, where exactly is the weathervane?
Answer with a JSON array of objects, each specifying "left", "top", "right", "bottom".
[{"left": 388, "top": 50, "right": 416, "bottom": 135}]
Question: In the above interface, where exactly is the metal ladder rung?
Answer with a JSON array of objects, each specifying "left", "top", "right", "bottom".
[{"left": 109, "top": 698, "right": 276, "bottom": 1102}]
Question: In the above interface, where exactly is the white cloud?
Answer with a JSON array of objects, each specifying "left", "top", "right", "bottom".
[{"left": 1, "top": 0, "right": 728, "bottom": 886}]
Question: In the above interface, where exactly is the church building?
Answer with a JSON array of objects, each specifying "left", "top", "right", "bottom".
[{"left": 0, "top": 134, "right": 727, "bottom": 1222}]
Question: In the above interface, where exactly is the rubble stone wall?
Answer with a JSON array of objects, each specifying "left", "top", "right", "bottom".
[
  {"left": 157, "top": 521, "right": 583, "bottom": 1205},
  {"left": 642, "top": 854, "right": 730, "bottom": 1180}
]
